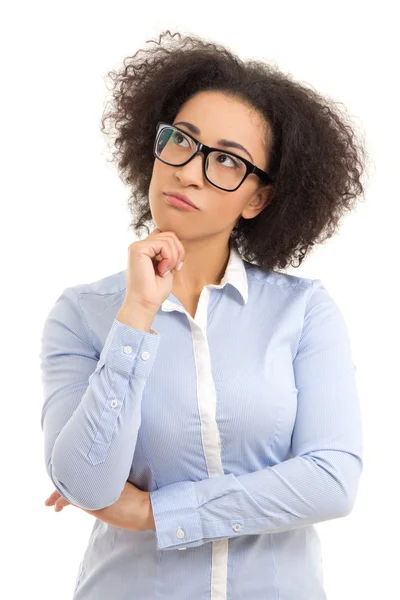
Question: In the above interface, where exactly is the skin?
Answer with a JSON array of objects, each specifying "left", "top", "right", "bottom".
[
  {"left": 44, "top": 91, "right": 274, "bottom": 531},
  {"left": 148, "top": 90, "right": 274, "bottom": 300},
  {"left": 44, "top": 482, "right": 155, "bottom": 531}
]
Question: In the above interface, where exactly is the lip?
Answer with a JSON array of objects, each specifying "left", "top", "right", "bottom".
[{"left": 164, "top": 192, "right": 198, "bottom": 209}]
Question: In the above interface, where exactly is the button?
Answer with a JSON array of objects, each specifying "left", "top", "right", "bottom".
[
  {"left": 110, "top": 399, "right": 118, "bottom": 408},
  {"left": 123, "top": 345, "right": 132, "bottom": 354},
  {"left": 178, "top": 546, "right": 187, "bottom": 550},
  {"left": 232, "top": 524, "right": 243, "bottom": 532},
  {"left": 176, "top": 527, "right": 185, "bottom": 539},
  {"left": 141, "top": 351, "right": 150, "bottom": 360}
]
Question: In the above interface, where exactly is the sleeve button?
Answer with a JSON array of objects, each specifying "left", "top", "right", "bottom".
[
  {"left": 176, "top": 527, "right": 185, "bottom": 539},
  {"left": 232, "top": 524, "right": 243, "bottom": 532}
]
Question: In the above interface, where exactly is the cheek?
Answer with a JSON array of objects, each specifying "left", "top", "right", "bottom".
[
  {"left": 149, "top": 160, "right": 166, "bottom": 185},
  {"left": 212, "top": 194, "right": 244, "bottom": 223},
  {"left": 149, "top": 163, "right": 161, "bottom": 186},
  {"left": 148, "top": 165, "right": 166, "bottom": 204}
]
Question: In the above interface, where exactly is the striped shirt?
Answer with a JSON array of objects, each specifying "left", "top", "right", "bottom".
[{"left": 39, "top": 240, "right": 363, "bottom": 599}]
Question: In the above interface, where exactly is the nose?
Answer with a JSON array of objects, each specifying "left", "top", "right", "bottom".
[{"left": 174, "top": 151, "right": 205, "bottom": 186}]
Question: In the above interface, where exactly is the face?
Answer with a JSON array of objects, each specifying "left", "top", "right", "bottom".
[{"left": 148, "top": 90, "right": 273, "bottom": 241}]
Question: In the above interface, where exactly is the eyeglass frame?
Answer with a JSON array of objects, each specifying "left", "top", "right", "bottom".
[{"left": 153, "top": 121, "right": 274, "bottom": 192}]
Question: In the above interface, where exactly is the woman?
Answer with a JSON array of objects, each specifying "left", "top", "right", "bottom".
[{"left": 40, "top": 30, "right": 368, "bottom": 600}]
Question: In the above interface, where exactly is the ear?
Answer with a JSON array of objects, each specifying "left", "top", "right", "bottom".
[
  {"left": 243, "top": 184, "right": 274, "bottom": 219},
  {"left": 257, "top": 184, "right": 274, "bottom": 208}
]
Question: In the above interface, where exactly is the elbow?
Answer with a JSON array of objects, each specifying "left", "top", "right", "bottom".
[
  {"left": 340, "top": 492, "right": 360, "bottom": 518},
  {"left": 47, "top": 458, "right": 121, "bottom": 511},
  {"left": 343, "top": 454, "right": 363, "bottom": 516},
  {"left": 341, "top": 478, "right": 363, "bottom": 517},
  {"left": 312, "top": 450, "right": 363, "bottom": 519},
  {"left": 333, "top": 453, "right": 364, "bottom": 518}
]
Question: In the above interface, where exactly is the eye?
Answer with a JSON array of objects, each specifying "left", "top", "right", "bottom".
[
  {"left": 172, "top": 132, "right": 190, "bottom": 147},
  {"left": 216, "top": 153, "right": 242, "bottom": 168}
]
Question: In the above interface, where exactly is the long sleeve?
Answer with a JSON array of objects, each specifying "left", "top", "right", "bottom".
[
  {"left": 149, "top": 279, "right": 364, "bottom": 551},
  {"left": 40, "top": 286, "right": 161, "bottom": 510}
]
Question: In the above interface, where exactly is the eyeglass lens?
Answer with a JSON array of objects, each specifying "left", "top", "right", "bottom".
[{"left": 155, "top": 126, "right": 247, "bottom": 190}]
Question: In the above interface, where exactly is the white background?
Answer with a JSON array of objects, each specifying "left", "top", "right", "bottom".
[{"left": 1, "top": 1, "right": 398, "bottom": 598}]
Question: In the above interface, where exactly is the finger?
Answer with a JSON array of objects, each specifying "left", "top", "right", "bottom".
[
  {"left": 151, "top": 229, "right": 184, "bottom": 271},
  {"left": 44, "top": 490, "right": 61, "bottom": 506},
  {"left": 170, "top": 237, "right": 185, "bottom": 270},
  {"left": 55, "top": 497, "right": 70, "bottom": 511},
  {"left": 157, "top": 238, "right": 179, "bottom": 276},
  {"left": 156, "top": 231, "right": 185, "bottom": 269}
]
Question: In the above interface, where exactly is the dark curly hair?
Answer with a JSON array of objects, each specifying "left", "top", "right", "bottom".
[{"left": 100, "top": 30, "right": 370, "bottom": 271}]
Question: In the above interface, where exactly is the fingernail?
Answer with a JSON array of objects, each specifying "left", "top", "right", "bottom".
[
  {"left": 176, "top": 261, "right": 184, "bottom": 271},
  {"left": 162, "top": 270, "right": 171, "bottom": 277}
]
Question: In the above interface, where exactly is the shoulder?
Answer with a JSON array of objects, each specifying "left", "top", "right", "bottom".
[
  {"left": 244, "top": 260, "right": 314, "bottom": 294},
  {"left": 68, "top": 269, "right": 127, "bottom": 298},
  {"left": 62, "top": 268, "right": 127, "bottom": 313},
  {"left": 39, "top": 269, "right": 128, "bottom": 355},
  {"left": 45, "top": 269, "right": 127, "bottom": 337},
  {"left": 62, "top": 269, "right": 127, "bottom": 330},
  {"left": 243, "top": 262, "right": 338, "bottom": 318}
]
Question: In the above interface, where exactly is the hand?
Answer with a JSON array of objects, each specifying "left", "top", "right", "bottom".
[
  {"left": 122, "top": 227, "right": 185, "bottom": 315},
  {"left": 44, "top": 481, "right": 155, "bottom": 531}
]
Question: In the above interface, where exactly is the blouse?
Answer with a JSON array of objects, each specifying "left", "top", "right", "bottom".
[{"left": 39, "top": 240, "right": 363, "bottom": 599}]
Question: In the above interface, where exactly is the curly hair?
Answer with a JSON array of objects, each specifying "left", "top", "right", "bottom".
[{"left": 100, "top": 30, "right": 370, "bottom": 271}]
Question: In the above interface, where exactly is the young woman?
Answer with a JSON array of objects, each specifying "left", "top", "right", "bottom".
[{"left": 40, "top": 30, "right": 368, "bottom": 600}]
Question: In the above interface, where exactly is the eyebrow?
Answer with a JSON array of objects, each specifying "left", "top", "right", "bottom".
[{"left": 173, "top": 121, "right": 254, "bottom": 163}]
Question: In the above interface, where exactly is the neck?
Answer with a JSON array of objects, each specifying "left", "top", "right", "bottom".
[{"left": 172, "top": 235, "right": 232, "bottom": 295}]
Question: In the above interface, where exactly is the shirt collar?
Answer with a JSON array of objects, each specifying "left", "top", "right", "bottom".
[
  {"left": 162, "top": 239, "right": 249, "bottom": 312},
  {"left": 217, "top": 239, "right": 249, "bottom": 304}
]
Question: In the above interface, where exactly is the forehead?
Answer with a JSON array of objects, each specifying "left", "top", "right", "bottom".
[{"left": 174, "top": 91, "right": 269, "bottom": 154}]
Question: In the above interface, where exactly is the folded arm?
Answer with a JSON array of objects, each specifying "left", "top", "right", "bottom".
[{"left": 40, "top": 286, "right": 161, "bottom": 510}]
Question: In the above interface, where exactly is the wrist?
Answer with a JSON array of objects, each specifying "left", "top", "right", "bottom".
[
  {"left": 142, "top": 492, "right": 156, "bottom": 531},
  {"left": 116, "top": 304, "right": 156, "bottom": 332}
]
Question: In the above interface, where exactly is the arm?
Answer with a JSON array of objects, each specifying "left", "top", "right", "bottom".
[
  {"left": 40, "top": 286, "right": 161, "bottom": 511},
  {"left": 45, "top": 481, "right": 152, "bottom": 531},
  {"left": 149, "top": 279, "right": 364, "bottom": 551}
]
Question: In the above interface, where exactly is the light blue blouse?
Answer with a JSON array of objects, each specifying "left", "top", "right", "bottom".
[{"left": 39, "top": 240, "right": 363, "bottom": 599}]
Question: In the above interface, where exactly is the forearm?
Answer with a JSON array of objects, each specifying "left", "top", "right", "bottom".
[
  {"left": 116, "top": 303, "right": 157, "bottom": 333},
  {"left": 81, "top": 489, "right": 155, "bottom": 531},
  {"left": 143, "top": 492, "right": 156, "bottom": 530},
  {"left": 150, "top": 449, "right": 362, "bottom": 550},
  {"left": 48, "top": 316, "right": 160, "bottom": 511}
]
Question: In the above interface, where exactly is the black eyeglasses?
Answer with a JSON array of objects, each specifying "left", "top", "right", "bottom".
[{"left": 153, "top": 121, "right": 273, "bottom": 192}]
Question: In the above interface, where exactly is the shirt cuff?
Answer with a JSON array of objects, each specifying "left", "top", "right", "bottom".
[
  {"left": 150, "top": 480, "right": 203, "bottom": 551},
  {"left": 97, "top": 317, "right": 160, "bottom": 375}
]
